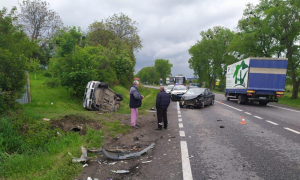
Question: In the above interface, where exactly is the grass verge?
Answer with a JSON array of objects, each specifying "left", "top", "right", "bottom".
[{"left": 0, "top": 73, "right": 158, "bottom": 179}]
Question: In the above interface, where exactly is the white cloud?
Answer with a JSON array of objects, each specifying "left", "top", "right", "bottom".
[{"left": 1, "top": 0, "right": 260, "bottom": 77}]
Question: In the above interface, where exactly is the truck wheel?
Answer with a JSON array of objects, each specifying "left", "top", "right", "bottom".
[
  {"left": 238, "top": 95, "right": 243, "bottom": 104},
  {"left": 225, "top": 94, "right": 230, "bottom": 101},
  {"left": 259, "top": 102, "right": 268, "bottom": 106},
  {"left": 115, "top": 93, "right": 123, "bottom": 101}
]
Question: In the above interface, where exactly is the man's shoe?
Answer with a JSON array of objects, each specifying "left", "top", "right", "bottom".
[
  {"left": 131, "top": 125, "right": 139, "bottom": 129},
  {"left": 155, "top": 128, "right": 162, "bottom": 130}
]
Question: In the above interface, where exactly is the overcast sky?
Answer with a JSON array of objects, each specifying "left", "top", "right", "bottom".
[{"left": 1, "top": 0, "right": 260, "bottom": 78}]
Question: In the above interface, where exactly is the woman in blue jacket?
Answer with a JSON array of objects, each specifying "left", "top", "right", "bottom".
[{"left": 129, "top": 81, "right": 144, "bottom": 129}]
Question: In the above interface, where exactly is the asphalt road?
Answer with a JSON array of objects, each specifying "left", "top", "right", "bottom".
[
  {"left": 180, "top": 93, "right": 300, "bottom": 180},
  {"left": 144, "top": 85, "right": 300, "bottom": 180}
]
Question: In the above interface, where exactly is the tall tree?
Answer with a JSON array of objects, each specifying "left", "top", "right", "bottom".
[
  {"left": 105, "top": 13, "right": 142, "bottom": 52},
  {"left": 189, "top": 26, "right": 236, "bottom": 90},
  {"left": 0, "top": 7, "right": 36, "bottom": 113},
  {"left": 17, "top": 0, "right": 63, "bottom": 41},
  {"left": 154, "top": 59, "right": 173, "bottom": 84},
  {"left": 261, "top": 0, "right": 300, "bottom": 99},
  {"left": 86, "top": 21, "right": 114, "bottom": 48}
]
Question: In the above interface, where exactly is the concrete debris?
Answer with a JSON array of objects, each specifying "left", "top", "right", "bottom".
[
  {"left": 43, "top": 118, "right": 50, "bottom": 121},
  {"left": 83, "top": 164, "right": 88, "bottom": 167},
  {"left": 142, "top": 160, "right": 152, "bottom": 163},
  {"left": 87, "top": 177, "right": 92, "bottom": 180},
  {"left": 108, "top": 162, "right": 117, "bottom": 165},
  {"left": 72, "top": 146, "right": 91, "bottom": 163},
  {"left": 189, "top": 155, "right": 194, "bottom": 158},
  {"left": 151, "top": 107, "right": 155, "bottom": 110},
  {"left": 102, "top": 143, "right": 155, "bottom": 160},
  {"left": 133, "top": 136, "right": 139, "bottom": 141},
  {"left": 168, "top": 139, "right": 171, "bottom": 142},
  {"left": 112, "top": 170, "right": 130, "bottom": 174},
  {"left": 57, "top": 132, "right": 62, "bottom": 137}
]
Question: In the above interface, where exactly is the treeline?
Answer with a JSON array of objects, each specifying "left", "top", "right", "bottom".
[
  {"left": 136, "top": 59, "right": 173, "bottom": 85},
  {"left": 0, "top": 0, "right": 142, "bottom": 114},
  {"left": 189, "top": 0, "right": 300, "bottom": 99}
]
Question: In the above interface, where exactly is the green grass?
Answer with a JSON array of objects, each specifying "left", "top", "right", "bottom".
[
  {"left": 0, "top": 72, "right": 159, "bottom": 180},
  {"left": 111, "top": 84, "right": 158, "bottom": 115},
  {"left": 277, "top": 92, "right": 300, "bottom": 109}
]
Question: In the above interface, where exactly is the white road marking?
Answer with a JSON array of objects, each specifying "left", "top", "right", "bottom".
[
  {"left": 178, "top": 115, "right": 182, "bottom": 117},
  {"left": 215, "top": 100, "right": 219, "bottom": 103},
  {"left": 254, "top": 116, "right": 263, "bottom": 119},
  {"left": 179, "top": 123, "right": 183, "bottom": 128},
  {"left": 180, "top": 131, "right": 185, "bottom": 137},
  {"left": 284, "top": 128, "right": 300, "bottom": 134},
  {"left": 178, "top": 111, "right": 181, "bottom": 114},
  {"left": 180, "top": 141, "right": 193, "bottom": 180},
  {"left": 223, "top": 104, "right": 243, "bottom": 111},
  {"left": 178, "top": 118, "right": 182, "bottom": 122},
  {"left": 245, "top": 112, "right": 252, "bottom": 115},
  {"left": 266, "top": 121, "right": 279, "bottom": 125},
  {"left": 268, "top": 104, "right": 300, "bottom": 113}
]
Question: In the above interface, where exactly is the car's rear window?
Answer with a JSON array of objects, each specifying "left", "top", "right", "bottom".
[
  {"left": 186, "top": 88, "right": 205, "bottom": 95},
  {"left": 174, "top": 86, "right": 186, "bottom": 90}
]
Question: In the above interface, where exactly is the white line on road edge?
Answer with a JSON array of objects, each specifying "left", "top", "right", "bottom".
[
  {"left": 178, "top": 115, "right": 182, "bottom": 117},
  {"left": 245, "top": 112, "right": 252, "bottom": 115},
  {"left": 266, "top": 121, "right": 279, "bottom": 125},
  {"left": 179, "top": 123, "right": 183, "bottom": 128},
  {"left": 180, "top": 141, "right": 193, "bottom": 180},
  {"left": 284, "top": 128, "right": 300, "bottom": 134},
  {"left": 215, "top": 100, "right": 219, "bottom": 103},
  {"left": 180, "top": 131, "right": 185, "bottom": 137},
  {"left": 268, "top": 104, "right": 300, "bottom": 113},
  {"left": 178, "top": 111, "right": 181, "bottom": 114},
  {"left": 178, "top": 118, "right": 182, "bottom": 122},
  {"left": 254, "top": 116, "right": 263, "bottom": 119}
]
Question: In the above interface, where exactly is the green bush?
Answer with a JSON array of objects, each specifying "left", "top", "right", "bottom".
[
  {"left": 43, "top": 71, "right": 52, "bottom": 77},
  {"left": 0, "top": 117, "right": 27, "bottom": 154},
  {"left": 44, "top": 77, "right": 60, "bottom": 88}
]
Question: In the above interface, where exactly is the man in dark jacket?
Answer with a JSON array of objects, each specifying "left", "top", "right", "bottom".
[
  {"left": 129, "top": 80, "right": 144, "bottom": 129},
  {"left": 156, "top": 86, "right": 171, "bottom": 130}
]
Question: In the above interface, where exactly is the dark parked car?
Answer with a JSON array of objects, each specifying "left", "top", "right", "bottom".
[{"left": 180, "top": 88, "right": 215, "bottom": 108}]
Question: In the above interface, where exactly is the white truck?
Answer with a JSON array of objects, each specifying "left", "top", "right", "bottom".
[{"left": 225, "top": 57, "right": 288, "bottom": 105}]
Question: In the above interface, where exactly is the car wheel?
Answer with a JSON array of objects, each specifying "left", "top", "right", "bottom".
[
  {"left": 201, "top": 101, "right": 205, "bottom": 108},
  {"left": 210, "top": 99, "right": 214, "bottom": 105},
  {"left": 180, "top": 99, "right": 184, "bottom": 108}
]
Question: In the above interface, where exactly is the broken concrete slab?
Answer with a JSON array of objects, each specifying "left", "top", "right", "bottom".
[{"left": 72, "top": 146, "right": 91, "bottom": 163}]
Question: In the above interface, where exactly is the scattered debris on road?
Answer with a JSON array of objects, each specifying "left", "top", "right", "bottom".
[
  {"left": 83, "top": 164, "right": 88, "bottom": 167},
  {"left": 142, "top": 160, "right": 152, "bottom": 163},
  {"left": 102, "top": 143, "right": 155, "bottom": 160},
  {"left": 220, "top": 126, "right": 225, "bottom": 128},
  {"left": 111, "top": 170, "right": 130, "bottom": 174}
]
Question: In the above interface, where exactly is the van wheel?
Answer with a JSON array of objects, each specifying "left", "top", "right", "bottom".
[
  {"left": 116, "top": 93, "right": 123, "bottom": 101},
  {"left": 99, "top": 82, "right": 109, "bottom": 88}
]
